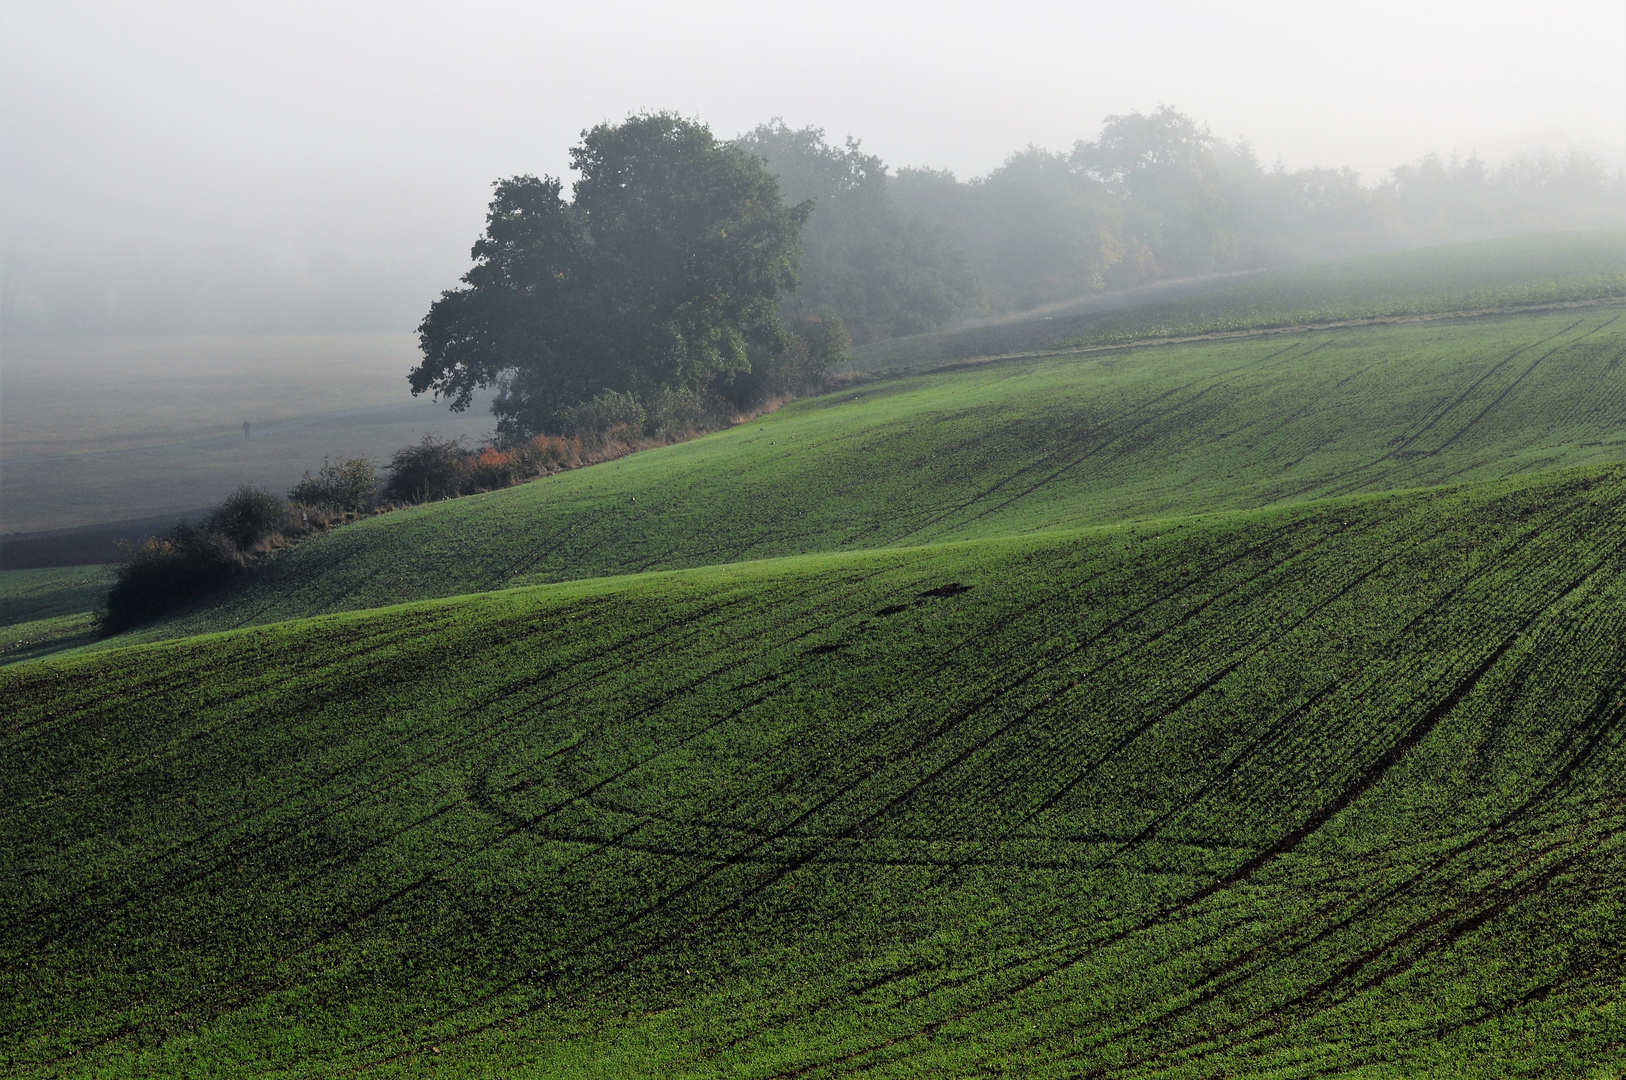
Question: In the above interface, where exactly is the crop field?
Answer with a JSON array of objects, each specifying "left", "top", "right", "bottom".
[
  {"left": 4, "top": 466, "right": 1626, "bottom": 1076},
  {"left": 850, "top": 228, "right": 1625, "bottom": 371},
  {"left": 0, "top": 566, "right": 114, "bottom": 666},
  {"left": 95, "top": 304, "right": 1626, "bottom": 649},
  {"left": 6, "top": 234, "right": 1626, "bottom": 1076}
]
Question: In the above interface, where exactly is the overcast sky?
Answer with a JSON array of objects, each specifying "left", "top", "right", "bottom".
[{"left": 3, "top": 0, "right": 1623, "bottom": 335}]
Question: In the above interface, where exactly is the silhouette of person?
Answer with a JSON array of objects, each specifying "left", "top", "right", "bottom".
[{"left": 243, "top": 420, "right": 251, "bottom": 440}]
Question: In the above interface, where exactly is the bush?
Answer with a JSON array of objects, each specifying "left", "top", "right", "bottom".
[
  {"left": 555, "top": 391, "right": 646, "bottom": 440},
  {"left": 385, "top": 434, "right": 471, "bottom": 503},
  {"left": 641, "top": 387, "right": 706, "bottom": 437},
  {"left": 512, "top": 434, "right": 581, "bottom": 473},
  {"left": 103, "top": 524, "right": 244, "bottom": 631},
  {"left": 468, "top": 446, "right": 521, "bottom": 492},
  {"left": 288, "top": 457, "right": 377, "bottom": 512},
  {"left": 207, "top": 485, "right": 286, "bottom": 551}
]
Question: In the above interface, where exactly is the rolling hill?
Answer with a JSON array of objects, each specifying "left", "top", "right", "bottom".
[
  {"left": 4, "top": 234, "right": 1626, "bottom": 1077},
  {"left": 103, "top": 303, "right": 1626, "bottom": 647},
  {"left": 849, "top": 228, "right": 1626, "bottom": 372},
  {"left": 4, "top": 467, "right": 1625, "bottom": 1076}
]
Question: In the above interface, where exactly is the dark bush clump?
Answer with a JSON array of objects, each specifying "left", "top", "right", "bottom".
[
  {"left": 384, "top": 434, "right": 471, "bottom": 504},
  {"left": 288, "top": 457, "right": 377, "bottom": 513},
  {"left": 103, "top": 524, "right": 245, "bottom": 632},
  {"left": 207, "top": 485, "right": 286, "bottom": 550}
]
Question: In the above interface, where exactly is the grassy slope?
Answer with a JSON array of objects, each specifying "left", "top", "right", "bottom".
[
  {"left": 851, "top": 228, "right": 1626, "bottom": 371},
  {"left": 106, "top": 305, "right": 1626, "bottom": 646},
  {"left": 4, "top": 467, "right": 1626, "bottom": 1077},
  {"left": 0, "top": 566, "right": 114, "bottom": 666}
]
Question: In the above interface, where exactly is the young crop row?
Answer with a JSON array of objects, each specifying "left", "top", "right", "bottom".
[
  {"left": 86, "top": 308, "right": 1626, "bottom": 658},
  {"left": 3, "top": 466, "right": 1625, "bottom": 1075},
  {"left": 848, "top": 228, "right": 1626, "bottom": 372}
]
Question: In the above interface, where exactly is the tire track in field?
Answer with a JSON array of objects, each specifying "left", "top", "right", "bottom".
[
  {"left": 1053, "top": 678, "right": 1626, "bottom": 1077},
  {"left": 371, "top": 481, "right": 1625, "bottom": 1069},
  {"left": 389, "top": 508, "right": 1428, "bottom": 1058},
  {"left": 1269, "top": 317, "right": 1588, "bottom": 504},
  {"left": 361, "top": 487, "right": 1579, "bottom": 1065},
  {"left": 21, "top": 560, "right": 926, "bottom": 1062},
  {"left": 883, "top": 342, "right": 1325, "bottom": 548},
  {"left": 5, "top": 580, "right": 815, "bottom": 969},
  {"left": 1117, "top": 482, "right": 1615, "bottom": 852},
  {"left": 2, "top": 588, "right": 739, "bottom": 936},
  {"left": 737, "top": 490, "right": 1610, "bottom": 1065},
  {"left": 1422, "top": 313, "right": 1618, "bottom": 458},
  {"left": 747, "top": 515, "right": 1622, "bottom": 1078},
  {"left": 342, "top": 517, "right": 1341, "bottom": 1063}
]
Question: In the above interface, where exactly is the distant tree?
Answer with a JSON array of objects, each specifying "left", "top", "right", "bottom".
[
  {"left": 736, "top": 121, "right": 977, "bottom": 340},
  {"left": 893, "top": 155, "right": 1122, "bottom": 312},
  {"left": 412, "top": 113, "right": 810, "bottom": 440},
  {"left": 973, "top": 148, "right": 1121, "bottom": 307},
  {"left": 1073, "top": 105, "right": 1228, "bottom": 276}
]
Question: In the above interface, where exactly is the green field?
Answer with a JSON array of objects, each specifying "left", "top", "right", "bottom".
[
  {"left": 4, "top": 469, "right": 1626, "bottom": 1075},
  {"left": 101, "top": 304, "right": 1626, "bottom": 648},
  {"left": 5, "top": 236, "right": 1626, "bottom": 1076},
  {"left": 0, "top": 565, "right": 115, "bottom": 666},
  {"left": 852, "top": 229, "right": 1625, "bottom": 371}
]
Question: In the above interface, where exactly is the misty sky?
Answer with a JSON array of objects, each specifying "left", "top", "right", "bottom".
[{"left": 3, "top": 0, "right": 1623, "bottom": 335}]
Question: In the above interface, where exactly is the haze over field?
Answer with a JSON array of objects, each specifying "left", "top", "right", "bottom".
[{"left": 2, "top": 0, "right": 1623, "bottom": 335}]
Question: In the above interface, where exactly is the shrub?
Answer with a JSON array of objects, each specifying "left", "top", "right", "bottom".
[
  {"left": 555, "top": 391, "right": 646, "bottom": 441},
  {"left": 513, "top": 434, "right": 581, "bottom": 473},
  {"left": 385, "top": 434, "right": 471, "bottom": 503},
  {"left": 288, "top": 457, "right": 377, "bottom": 512},
  {"left": 207, "top": 485, "right": 286, "bottom": 551},
  {"left": 468, "top": 446, "right": 520, "bottom": 492},
  {"left": 103, "top": 524, "right": 244, "bottom": 632},
  {"left": 642, "top": 387, "right": 706, "bottom": 437}
]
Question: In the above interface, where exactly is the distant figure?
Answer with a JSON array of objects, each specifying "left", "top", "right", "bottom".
[{"left": 243, "top": 420, "right": 251, "bottom": 441}]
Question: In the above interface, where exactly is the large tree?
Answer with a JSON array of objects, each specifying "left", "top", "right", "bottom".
[{"left": 411, "top": 113, "right": 810, "bottom": 439}]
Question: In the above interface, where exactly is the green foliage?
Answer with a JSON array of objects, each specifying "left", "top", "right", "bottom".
[
  {"left": 893, "top": 153, "right": 1126, "bottom": 314},
  {"left": 552, "top": 390, "right": 647, "bottom": 440},
  {"left": 287, "top": 456, "right": 377, "bottom": 513},
  {"left": 1074, "top": 104, "right": 1228, "bottom": 277},
  {"left": 111, "top": 307, "right": 1626, "bottom": 645},
  {"left": 204, "top": 485, "right": 285, "bottom": 551},
  {"left": 6, "top": 468, "right": 1626, "bottom": 1074},
  {"left": 102, "top": 523, "right": 244, "bottom": 631},
  {"left": 383, "top": 434, "right": 471, "bottom": 504},
  {"left": 737, "top": 120, "right": 977, "bottom": 339},
  {"left": 413, "top": 113, "right": 810, "bottom": 440}
]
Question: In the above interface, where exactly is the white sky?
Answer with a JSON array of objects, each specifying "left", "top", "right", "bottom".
[{"left": 3, "top": 0, "right": 1623, "bottom": 332}]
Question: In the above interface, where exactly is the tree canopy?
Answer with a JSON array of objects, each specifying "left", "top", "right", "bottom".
[
  {"left": 412, "top": 113, "right": 810, "bottom": 439},
  {"left": 736, "top": 121, "right": 976, "bottom": 340}
]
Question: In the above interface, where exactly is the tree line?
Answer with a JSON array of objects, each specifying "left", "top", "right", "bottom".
[
  {"left": 413, "top": 108, "right": 1624, "bottom": 441},
  {"left": 747, "top": 106, "right": 1625, "bottom": 338}
]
